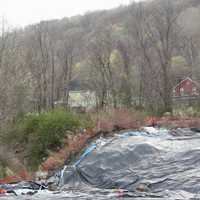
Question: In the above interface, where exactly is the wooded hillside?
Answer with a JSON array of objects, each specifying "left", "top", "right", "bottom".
[{"left": 0, "top": 0, "right": 200, "bottom": 122}]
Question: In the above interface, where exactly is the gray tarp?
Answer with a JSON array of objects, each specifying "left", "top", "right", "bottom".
[
  {"left": 60, "top": 127, "right": 200, "bottom": 199},
  {"left": 3, "top": 127, "right": 200, "bottom": 199}
]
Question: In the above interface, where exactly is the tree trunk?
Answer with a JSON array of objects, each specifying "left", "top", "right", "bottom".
[
  {"left": 162, "top": 63, "right": 172, "bottom": 113},
  {"left": 51, "top": 52, "right": 55, "bottom": 110}
]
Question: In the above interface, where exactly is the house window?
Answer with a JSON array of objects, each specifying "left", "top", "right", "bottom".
[
  {"left": 180, "top": 88, "right": 184, "bottom": 96},
  {"left": 192, "top": 87, "right": 197, "bottom": 95}
]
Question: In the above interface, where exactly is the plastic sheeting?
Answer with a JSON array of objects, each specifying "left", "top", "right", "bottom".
[
  {"left": 0, "top": 181, "right": 47, "bottom": 199},
  {"left": 60, "top": 127, "right": 200, "bottom": 199},
  {"left": 3, "top": 127, "right": 200, "bottom": 200}
]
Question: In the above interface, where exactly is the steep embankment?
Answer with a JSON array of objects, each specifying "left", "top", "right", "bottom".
[{"left": 1, "top": 108, "right": 200, "bottom": 183}]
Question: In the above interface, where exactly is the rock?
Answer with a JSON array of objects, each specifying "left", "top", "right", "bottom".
[{"left": 35, "top": 171, "right": 48, "bottom": 180}]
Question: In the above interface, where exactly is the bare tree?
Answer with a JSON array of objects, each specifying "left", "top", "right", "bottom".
[
  {"left": 87, "top": 26, "right": 119, "bottom": 108},
  {"left": 129, "top": 0, "right": 181, "bottom": 112},
  {"left": 56, "top": 28, "right": 81, "bottom": 107},
  {"left": 116, "top": 36, "right": 133, "bottom": 107}
]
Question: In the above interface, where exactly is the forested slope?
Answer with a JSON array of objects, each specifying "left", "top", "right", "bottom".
[{"left": 0, "top": 0, "right": 200, "bottom": 120}]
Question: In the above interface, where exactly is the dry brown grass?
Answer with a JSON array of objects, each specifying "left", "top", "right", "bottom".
[
  {"left": 94, "top": 108, "right": 145, "bottom": 132},
  {"left": 157, "top": 116, "right": 200, "bottom": 128},
  {"left": 0, "top": 145, "right": 31, "bottom": 183}
]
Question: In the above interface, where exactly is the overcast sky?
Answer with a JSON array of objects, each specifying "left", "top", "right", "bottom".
[{"left": 0, "top": 0, "right": 142, "bottom": 27}]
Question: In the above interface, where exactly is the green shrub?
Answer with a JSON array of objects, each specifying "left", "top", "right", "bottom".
[{"left": 4, "top": 109, "right": 86, "bottom": 170}]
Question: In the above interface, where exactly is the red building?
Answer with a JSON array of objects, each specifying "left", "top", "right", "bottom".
[{"left": 173, "top": 77, "right": 199, "bottom": 97}]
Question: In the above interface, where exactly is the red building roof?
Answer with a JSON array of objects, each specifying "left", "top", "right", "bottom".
[{"left": 173, "top": 77, "right": 200, "bottom": 97}]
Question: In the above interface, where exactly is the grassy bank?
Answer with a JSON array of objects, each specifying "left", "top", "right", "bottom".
[{"left": 2, "top": 109, "right": 93, "bottom": 171}]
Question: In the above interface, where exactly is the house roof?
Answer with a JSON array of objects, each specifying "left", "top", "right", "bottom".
[{"left": 173, "top": 77, "right": 200, "bottom": 90}]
